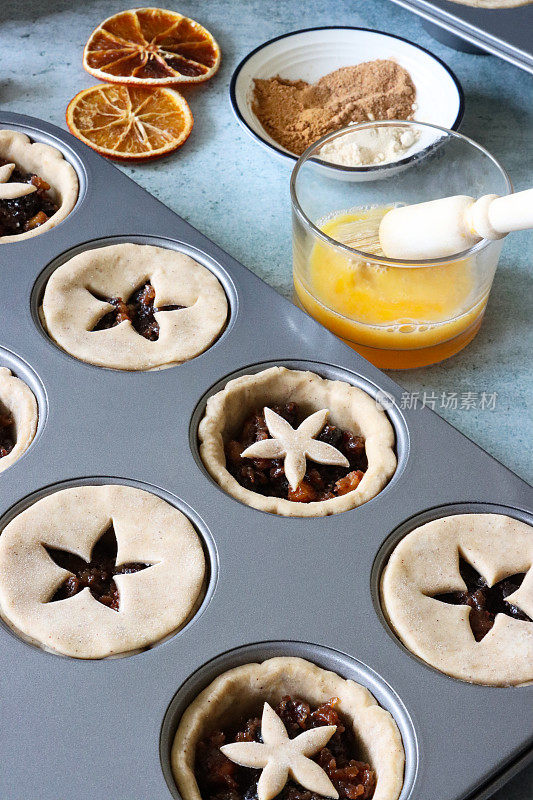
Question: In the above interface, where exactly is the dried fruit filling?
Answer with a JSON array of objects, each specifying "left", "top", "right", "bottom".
[
  {"left": 435, "top": 556, "right": 531, "bottom": 642},
  {"left": 0, "top": 159, "right": 59, "bottom": 235},
  {"left": 0, "top": 410, "right": 14, "bottom": 458},
  {"left": 196, "top": 696, "right": 376, "bottom": 800},
  {"left": 45, "top": 524, "right": 149, "bottom": 611},
  {"left": 91, "top": 281, "right": 184, "bottom": 341},
  {"left": 225, "top": 404, "right": 367, "bottom": 502}
]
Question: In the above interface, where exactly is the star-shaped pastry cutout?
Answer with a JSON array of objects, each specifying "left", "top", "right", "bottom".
[
  {"left": 220, "top": 702, "right": 339, "bottom": 800},
  {"left": 0, "top": 161, "right": 37, "bottom": 200},
  {"left": 44, "top": 523, "right": 153, "bottom": 612},
  {"left": 241, "top": 407, "right": 349, "bottom": 491},
  {"left": 432, "top": 554, "right": 531, "bottom": 642}
]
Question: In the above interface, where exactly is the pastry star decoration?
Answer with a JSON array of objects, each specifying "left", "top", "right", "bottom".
[
  {"left": 220, "top": 702, "right": 339, "bottom": 800},
  {"left": 0, "top": 162, "right": 37, "bottom": 200},
  {"left": 241, "top": 407, "right": 349, "bottom": 491}
]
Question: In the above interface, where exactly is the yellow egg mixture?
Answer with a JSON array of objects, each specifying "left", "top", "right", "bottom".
[{"left": 294, "top": 209, "right": 488, "bottom": 368}]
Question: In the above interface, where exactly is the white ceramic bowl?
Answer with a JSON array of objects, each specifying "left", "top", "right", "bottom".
[{"left": 230, "top": 26, "right": 464, "bottom": 164}]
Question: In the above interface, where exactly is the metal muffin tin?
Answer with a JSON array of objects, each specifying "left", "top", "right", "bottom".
[
  {"left": 390, "top": 0, "right": 533, "bottom": 73},
  {"left": 0, "top": 111, "right": 531, "bottom": 800}
]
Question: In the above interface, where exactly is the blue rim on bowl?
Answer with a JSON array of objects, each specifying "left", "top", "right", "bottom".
[{"left": 229, "top": 26, "right": 465, "bottom": 164}]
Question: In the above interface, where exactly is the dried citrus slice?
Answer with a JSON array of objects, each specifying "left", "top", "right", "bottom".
[
  {"left": 83, "top": 7, "right": 220, "bottom": 85},
  {"left": 66, "top": 84, "right": 193, "bottom": 161}
]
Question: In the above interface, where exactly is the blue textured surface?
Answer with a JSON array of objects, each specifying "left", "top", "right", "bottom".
[{"left": 0, "top": 2, "right": 532, "bottom": 796}]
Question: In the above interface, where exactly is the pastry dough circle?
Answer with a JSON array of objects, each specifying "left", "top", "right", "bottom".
[
  {"left": 0, "top": 129, "right": 78, "bottom": 242},
  {"left": 171, "top": 656, "right": 405, "bottom": 800},
  {"left": 0, "top": 367, "right": 38, "bottom": 473},
  {"left": 199, "top": 367, "right": 396, "bottom": 516},
  {"left": 0, "top": 484, "right": 206, "bottom": 658},
  {"left": 41, "top": 243, "right": 228, "bottom": 370},
  {"left": 381, "top": 513, "right": 533, "bottom": 686}
]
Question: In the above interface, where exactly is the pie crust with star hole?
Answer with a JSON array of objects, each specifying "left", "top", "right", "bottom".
[
  {"left": 171, "top": 656, "right": 405, "bottom": 800},
  {"left": 199, "top": 367, "right": 396, "bottom": 516},
  {"left": 0, "top": 367, "right": 38, "bottom": 473},
  {"left": 0, "top": 484, "right": 206, "bottom": 658},
  {"left": 0, "top": 129, "right": 78, "bottom": 242},
  {"left": 381, "top": 513, "right": 533, "bottom": 686},
  {"left": 40, "top": 243, "right": 228, "bottom": 370}
]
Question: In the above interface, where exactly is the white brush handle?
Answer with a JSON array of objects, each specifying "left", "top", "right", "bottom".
[
  {"left": 484, "top": 189, "right": 533, "bottom": 235},
  {"left": 379, "top": 189, "right": 533, "bottom": 260}
]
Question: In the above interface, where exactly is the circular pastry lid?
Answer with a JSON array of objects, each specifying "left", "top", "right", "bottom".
[
  {"left": 40, "top": 242, "right": 229, "bottom": 371},
  {"left": 0, "top": 484, "right": 207, "bottom": 658},
  {"left": 380, "top": 512, "right": 533, "bottom": 686}
]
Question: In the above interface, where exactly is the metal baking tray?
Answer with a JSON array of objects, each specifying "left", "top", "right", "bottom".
[
  {"left": 389, "top": 0, "right": 533, "bottom": 73},
  {"left": 0, "top": 111, "right": 531, "bottom": 800}
]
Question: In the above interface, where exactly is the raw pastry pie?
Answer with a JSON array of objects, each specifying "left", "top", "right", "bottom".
[
  {"left": 171, "top": 657, "right": 404, "bottom": 800},
  {"left": 381, "top": 513, "right": 533, "bottom": 686},
  {"left": 41, "top": 243, "right": 228, "bottom": 370},
  {"left": 0, "top": 129, "right": 78, "bottom": 241},
  {"left": 0, "top": 484, "right": 206, "bottom": 658},
  {"left": 199, "top": 367, "right": 396, "bottom": 516},
  {"left": 0, "top": 367, "right": 38, "bottom": 473}
]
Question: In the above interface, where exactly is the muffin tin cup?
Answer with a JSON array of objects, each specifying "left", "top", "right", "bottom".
[
  {"left": 0, "top": 476, "right": 219, "bottom": 658},
  {"left": 189, "top": 359, "right": 411, "bottom": 511},
  {"left": 372, "top": 502, "right": 533, "bottom": 677},
  {"left": 0, "top": 119, "right": 88, "bottom": 234},
  {"left": 0, "top": 111, "right": 531, "bottom": 800},
  {"left": 0, "top": 345, "right": 47, "bottom": 465},
  {"left": 160, "top": 641, "right": 419, "bottom": 800},
  {"left": 30, "top": 234, "right": 240, "bottom": 368}
]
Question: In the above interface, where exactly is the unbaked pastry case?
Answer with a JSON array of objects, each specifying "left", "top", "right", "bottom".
[{"left": 0, "top": 111, "right": 531, "bottom": 800}]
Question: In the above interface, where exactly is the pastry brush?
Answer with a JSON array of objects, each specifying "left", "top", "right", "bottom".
[{"left": 335, "top": 189, "right": 533, "bottom": 260}]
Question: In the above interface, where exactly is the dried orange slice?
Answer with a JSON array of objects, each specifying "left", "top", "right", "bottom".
[
  {"left": 66, "top": 84, "right": 193, "bottom": 161},
  {"left": 83, "top": 7, "right": 220, "bottom": 85}
]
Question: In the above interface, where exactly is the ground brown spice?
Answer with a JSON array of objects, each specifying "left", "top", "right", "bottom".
[{"left": 252, "top": 60, "right": 416, "bottom": 155}]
